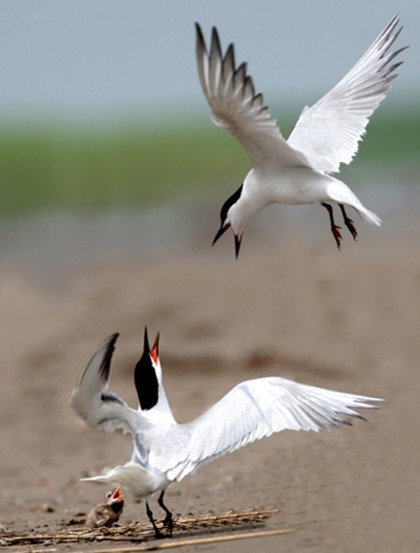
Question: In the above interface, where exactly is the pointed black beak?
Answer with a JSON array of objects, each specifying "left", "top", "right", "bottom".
[
  {"left": 212, "top": 223, "right": 231, "bottom": 246},
  {"left": 234, "top": 234, "right": 242, "bottom": 259},
  {"left": 143, "top": 326, "right": 150, "bottom": 354}
]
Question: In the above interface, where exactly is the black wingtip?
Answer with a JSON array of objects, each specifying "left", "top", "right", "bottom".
[
  {"left": 101, "top": 332, "right": 119, "bottom": 367},
  {"left": 223, "top": 42, "right": 236, "bottom": 69},
  {"left": 195, "top": 22, "right": 206, "bottom": 50},
  {"left": 109, "top": 332, "right": 120, "bottom": 344},
  {"left": 211, "top": 26, "right": 222, "bottom": 56},
  {"left": 90, "top": 332, "right": 119, "bottom": 386}
]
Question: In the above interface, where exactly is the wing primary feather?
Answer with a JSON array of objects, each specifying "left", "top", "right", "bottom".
[
  {"left": 243, "top": 75, "right": 256, "bottom": 103},
  {"left": 195, "top": 22, "right": 207, "bottom": 53},
  {"left": 158, "top": 377, "right": 382, "bottom": 483},
  {"left": 74, "top": 333, "right": 119, "bottom": 391},
  {"left": 210, "top": 26, "right": 223, "bottom": 60},
  {"left": 71, "top": 333, "right": 140, "bottom": 436},
  {"left": 98, "top": 333, "right": 119, "bottom": 383},
  {"left": 194, "top": 23, "right": 311, "bottom": 168},
  {"left": 287, "top": 14, "right": 406, "bottom": 174},
  {"left": 195, "top": 22, "right": 209, "bottom": 96},
  {"left": 233, "top": 62, "right": 247, "bottom": 86},
  {"left": 221, "top": 43, "right": 235, "bottom": 95},
  {"left": 101, "top": 392, "right": 125, "bottom": 405},
  {"left": 208, "top": 27, "right": 223, "bottom": 96},
  {"left": 222, "top": 43, "right": 235, "bottom": 72}
]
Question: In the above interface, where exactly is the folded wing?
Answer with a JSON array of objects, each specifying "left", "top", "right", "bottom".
[
  {"left": 195, "top": 23, "right": 310, "bottom": 169},
  {"left": 151, "top": 376, "right": 382, "bottom": 481},
  {"left": 70, "top": 333, "right": 140, "bottom": 436},
  {"left": 288, "top": 14, "right": 406, "bottom": 174}
]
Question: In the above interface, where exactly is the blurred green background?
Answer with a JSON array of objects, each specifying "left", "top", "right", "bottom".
[
  {"left": 1, "top": 112, "right": 419, "bottom": 218},
  {"left": 0, "top": 1, "right": 419, "bottom": 219}
]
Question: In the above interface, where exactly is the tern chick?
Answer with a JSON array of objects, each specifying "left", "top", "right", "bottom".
[{"left": 86, "top": 487, "right": 124, "bottom": 528}]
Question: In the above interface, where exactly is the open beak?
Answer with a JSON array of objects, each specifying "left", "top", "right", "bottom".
[
  {"left": 212, "top": 223, "right": 231, "bottom": 246},
  {"left": 111, "top": 487, "right": 123, "bottom": 501},
  {"left": 151, "top": 333, "right": 160, "bottom": 365}
]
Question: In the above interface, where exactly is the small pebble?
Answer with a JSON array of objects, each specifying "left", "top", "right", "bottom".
[{"left": 41, "top": 503, "right": 55, "bottom": 513}]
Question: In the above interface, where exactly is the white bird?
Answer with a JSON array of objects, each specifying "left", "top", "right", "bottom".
[
  {"left": 195, "top": 16, "right": 406, "bottom": 257},
  {"left": 71, "top": 329, "right": 381, "bottom": 538}
]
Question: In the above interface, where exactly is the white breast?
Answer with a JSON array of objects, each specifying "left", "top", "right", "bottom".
[{"left": 247, "top": 167, "right": 332, "bottom": 206}]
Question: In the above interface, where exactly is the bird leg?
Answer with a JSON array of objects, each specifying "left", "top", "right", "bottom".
[
  {"left": 158, "top": 490, "right": 174, "bottom": 537},
  {"left": 145, "top": 499, "right": 165, "bottom": 539},
  {"left": 321, "top": 202, "right": 342, "bottom": 249},
  {"left": 339, "top": 204, "right": 358, "bottom": 241}
]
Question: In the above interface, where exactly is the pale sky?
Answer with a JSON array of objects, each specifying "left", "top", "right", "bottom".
[{"left": 0, "top": 0, "right": 418, "bottom": 123}]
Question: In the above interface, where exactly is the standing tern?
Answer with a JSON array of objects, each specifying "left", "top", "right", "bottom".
[
  {"left": 195, "top": 16, "right": 406, "bottom": 256},
  {"left": 71, "top": 329, "right": 381, "bottom": 538}
]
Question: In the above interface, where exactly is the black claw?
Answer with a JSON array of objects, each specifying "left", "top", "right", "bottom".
[
  {"left": 163, "top": 514, "right": 173, "bottom": 537},
  {"left": 322, "top": 202, "right": 342, "bottom": 250},
  {"left": 333, "top": 227, "right": 342, "bottom": 250},
  {"left": 339, "top": 204, "right": 358, "bottom": 241}
]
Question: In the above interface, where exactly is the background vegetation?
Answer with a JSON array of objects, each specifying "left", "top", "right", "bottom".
[{"left": 0, "top": 112, "right": 418, "bottom": 217}]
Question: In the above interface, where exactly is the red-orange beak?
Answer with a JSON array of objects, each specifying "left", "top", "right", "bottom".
[
  {"left": 111, "top": 487, "right": 123, "bottom": 501},
  {"left": 151, "top": 333, "right": 160, "bottom": 365}
]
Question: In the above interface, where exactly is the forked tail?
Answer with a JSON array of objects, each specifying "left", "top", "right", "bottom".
[
  {"left": 327, "top": 178, "right": 382, "bottom": 226},
  {"left": 355, "top": 205, "right": 382, "bottom": 226}
]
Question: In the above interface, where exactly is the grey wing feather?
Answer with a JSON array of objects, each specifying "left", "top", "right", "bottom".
[
  {"left": 150, "top": 377, "right": 382, "bottom": 481},
  {"left": 287, "top": 14, "right": 407, "bottom": 174},
  {"left": 195, "top": 23, "right": 310, "bottom": 169},
  {"left": 70, "top": 333, "right": 140, "bottom": 435}
]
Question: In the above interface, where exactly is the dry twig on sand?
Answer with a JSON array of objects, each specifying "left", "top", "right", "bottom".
[{"left": 1, "top": 508, "right": 292, "bottom": 549}]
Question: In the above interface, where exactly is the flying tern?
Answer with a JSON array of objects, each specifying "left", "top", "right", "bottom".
[
  {"left": 71, "top": 329, "right": 381, "bottom": 538},
  {"left": 195, "top": 16, "right": 406, "bottom": 256}
]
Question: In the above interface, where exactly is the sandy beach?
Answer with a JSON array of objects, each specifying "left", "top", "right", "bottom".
[{"left": 1, "top": 194, "right": 419, "bottom": 551}]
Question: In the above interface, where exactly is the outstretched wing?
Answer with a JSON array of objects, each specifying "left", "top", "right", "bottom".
[
  {"left": 70, "top": 333, "right": 140, "bottom": 435},
  {"left": 195, "top": 23, "right": 310, "bottom": 170},
  {"left": 288, "top": 14, "right": 406, "bottom": 174},
  {"left": 151, "top": 376, "right": 382, "bottom": 481}
]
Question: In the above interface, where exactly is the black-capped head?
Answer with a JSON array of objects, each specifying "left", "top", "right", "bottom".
[
  {"left": 212, "top": 184, "right": 243, "bottom": 256},
  {"left": 134, "top": 327, "right": 159, "bottom": 411}
]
